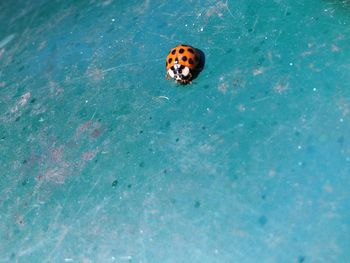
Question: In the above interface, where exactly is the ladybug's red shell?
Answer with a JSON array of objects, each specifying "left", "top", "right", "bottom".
[{"left": 166, "top": 44, "right": 201, "bottom": 84}]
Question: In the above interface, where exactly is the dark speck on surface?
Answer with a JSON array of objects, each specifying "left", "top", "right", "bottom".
[
  {"left": 112, "top": 179, "right": 118, "bottom": 188},
  {"left": 194, "top": 201, "right": 201, "bottom": 208},
  {"left": 261, "top": 194, "right": 266, "bottom": 200},
  {"left": 165, "top": 121, "right": 171, "bottom": 128},
  {"left": 337, "top": 136, "right": 344, "bottom": 145},
  {"left": 22, "top": 178, "right": 29, "bottom": 186},
  {"left": 175, "top": 138, "right": 179, "bottom": 142},
  {"left": 127, "top": 184, "right": 132, "bottom": 189},
  {"left": 30, "top": 98, "right": 36, "bottom": 104},
  {"left": 258, "top": 215, "right": 268, "bottom": 226},
  {"left": 139, "top": 162, "right": 145, "bottom": 168},
  {"left": 298, "top": 256, "right": 306, "bottom": 262}
]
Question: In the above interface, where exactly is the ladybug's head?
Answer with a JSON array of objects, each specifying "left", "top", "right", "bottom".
[{"left": 168, "top": 60, "right": 191, "bottom": 84}]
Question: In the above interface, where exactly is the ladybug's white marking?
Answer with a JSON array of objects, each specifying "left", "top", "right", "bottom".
[
  {"left": 182, "top": 66, "right": 190, "bottom": 77},
  {"left": 168, "top": 69, "right": 175, "bottom": 78}
]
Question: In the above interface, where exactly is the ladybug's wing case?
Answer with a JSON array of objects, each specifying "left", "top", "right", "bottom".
[
  {"left": 166, "top": 45, "right": 200, "bottom": 70},
  {"left": 166, "top": 44, "right": 203, "bottom": 84}
]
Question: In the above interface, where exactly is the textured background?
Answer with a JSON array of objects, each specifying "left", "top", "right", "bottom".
[{"left": 1, "top": 0, "right": 350, "bottom": 262}]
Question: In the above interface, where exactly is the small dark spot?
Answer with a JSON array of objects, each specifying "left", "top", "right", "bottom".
[
  {"left": 202, "top": 126, "right": 206, "bottom": 130},
  {"left": 149, "top": 117, "right": 153, "bottom": 120},
  {"left": 182, "top": 56, "right": 187, "bottom": 62},
  {"left": 258, "top": 215, "right": 268, "bottom": 226},
  {"left": 127, "top": 184, "right": 132, "bottom": 189},
  {"left": 253, "top": 46, "right": 260, "bottom": 53},
  {"left": 112, "top": 179, "right": 118, "bottom": 188},
  {"left": 188, "top": 58, "right": 194, "bottom": 65},
  {"left": 294, "top": 131, "right": 301, "bottom": 137},
  {"left": 126, "top": 151, "right": 130, "bottom": 155},
  {"left": 22, "top": 160, "right": 27, "bottom": 164},
  {"left": 175, "top": 138, "right": 179, "bottom": 142},
  {"left": 286, "top": 11, "right": 291, "bottom": 16},
  {"left": 179, "top": 48, "right": 185, "bottom": 54},
  {"left": 98, "top": 118, "right": 102, "bottom": 122},
  {"left": 248, "top": 28, "right": 253, "bottom": 32},
  {"left": 171, "top": 66, "right": 175, "bottom": 70},
  {"left": 165, "top": 121, "right": 171, "bottom": 128},
  {"left": 1, "top": 136, "right": 6, "bottom": 140},
  {"left": 15, "top": 116, "right": 20, "bottom": 122},
  {"left": 139, "top": 162, "right": 145, "bottom": 168},
  {"left": 171, "top": 49, "right": 176, "bottom": 55},
  {"left": 194, "top": 201, "right": 201, "bottom": 208},
  {"left": 22, "top": 178, "right": 29, "bottom": 186},
  {"left": 139, "top": 130, "right": 143, "bottom": 134},
  {"left": 94, "top": 159, "right": 98, "bottom": 163},
  {"left": 168, "top": 58, "right": 172, "bottom": 64},
  {"left": 30, "top": 98, "right": 36, "bottom": 104},
  {"left": 337, "top": 136, "right": 344, "bottom": 145},
  {"left": 298, "top": 256, "right": 306, "bottom": 263},
  {"left": 226, "top": 48, "right": 233, "bottom": 54},
  {"left": 261, "top": 194, "right": 266, "bottom": 200},
  {"left": 187, "top": 48, "right": 194, "bottom": 54},
  {"left": 257, "top": 57, "right": 265, "bottom": 66}
]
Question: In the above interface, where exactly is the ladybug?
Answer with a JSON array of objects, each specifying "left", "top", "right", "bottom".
[{"left": 166, "top": 44, "right": 203, "bottom": 84}]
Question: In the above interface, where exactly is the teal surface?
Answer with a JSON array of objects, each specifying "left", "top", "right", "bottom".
[{"left": 1, "top": 0, "right": 350, "bottom": 262}]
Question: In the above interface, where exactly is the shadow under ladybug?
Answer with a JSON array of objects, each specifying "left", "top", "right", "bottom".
[{"left": 166, "top": 45, "right": 205, "bottom": 85}]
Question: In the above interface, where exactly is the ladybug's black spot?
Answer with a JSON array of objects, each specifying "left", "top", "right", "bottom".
[
  {"left": 188, "top": 58, "right": 194, "bottom": 64},
  {"left": 187, "top": 48, "right": 194, "bottom": 54},
  {"left": 171, "top": 49, "right": 176, "bottom": 55},
  {"left": 180, "top": 65, "right": 185, "bottom": 69},
  {"left": 168, "top": 58, "right": 172, "bottom": 63},
  {"left": 179, "top": 48, "right": 185, "bottom": 54},
  {"left": 182, "top": 56, "right": 187, "bottom": 62},
  {"left": 171, "top": 66, "right": 175, "bottom": 70},
  {"left": 178, "top": 68, "right": 182, "bottom": 73}
]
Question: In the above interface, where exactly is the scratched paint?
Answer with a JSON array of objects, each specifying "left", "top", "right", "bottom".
[{"left": 1, "top": 0, "right": 350, "bottom": 262}]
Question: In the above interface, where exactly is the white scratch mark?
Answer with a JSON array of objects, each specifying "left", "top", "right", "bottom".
[{"left": 0, "top": 34, "right": 15, "bottom": 48}]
